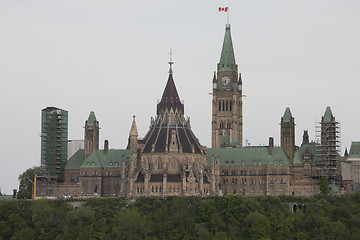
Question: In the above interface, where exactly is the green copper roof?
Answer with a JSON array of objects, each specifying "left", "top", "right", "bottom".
[
  {"left": 349, "top": 142, "right": 360, "bottom": 158},
  {"left": 232, "top": 137, "right": 239, "bottom": 147},
  {"left": 219, "top": 25, "right": 236, "bottom": 72},
  {"left": 65, "top": 149, "right": 84, "bottom": 170},
  {"left": 221, "top": 132, "right": 230, "bottom": 146},
  {"left": 323, "top": 107, "right": 333, "bottom": 122},
  {"left": 329, "top": 183, "right": 340, "bottom": 193},
  {"left": 80, "top": 149, "right": 130, "bottom": 168},
  {"left": 282, "top": 107, "right": 293, "bottom": 122},
  {"left": 293, "top": 143, "right": 317, "bottom": 165},
  {"left": 86, "top": 111, "right": 98, "bottom": 126},
  {"left": 207, "top": 147, "right": 290, "bottom": 166}
]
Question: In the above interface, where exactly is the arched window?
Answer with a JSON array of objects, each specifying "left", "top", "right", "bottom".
[
  {"left": 219, "top": 101, "right": 221, "bottom": 111},
  {"left": 173, "top": 186, "right": 176, "bottom": 193},
  {"left": 177, "top": 186, "right": 180, "bottom": 193},
  {"left": 169, "top": 186, "right": 172, "bottom": 192},
  {"left": 159, "top": 186, "right": 162, "bottom": 192},
  {"left": 230, "top": 101, "right": 232, "bottom": 111},
  {"left": 137, "top": 186, "right": 139, "bottom": 193},
  {"left": 152, "top": 186, "right": 154, "bottom": 192},
  {"left": 222, "top": 101, "right": 225, "bottom": 111},
  {"left": 226, "top": 101, "right": 228, "bottom": 111},
  {"left": 155, "top": 186, "right": 158, "bottom": 192}
]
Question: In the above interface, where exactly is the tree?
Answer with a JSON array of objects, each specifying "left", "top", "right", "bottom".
[
  {"left": 17, "top": 166, "right": 43, "bottom": 199},
  {"left": 319, "top": 176, "right": 330, "bottom": 195}
]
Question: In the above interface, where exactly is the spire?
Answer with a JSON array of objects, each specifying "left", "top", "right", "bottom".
[
  {"left": 323, "top": 107, "right": 334, "bottom": 122},
  {"left": 86, "top": 111, "right": 98, "bottom": 126},
  {"left": 218, "top": 25, "right": 236, "bottom": 72},
  {"left": 130, "top": 115, "right": 138, "bottom": 137},
  {"left": 212, "top": 71, "right": 217, "bottom": 83},
  {"left": 302, "top": 130, "right": 309, "bottom": 146},
  {"left": 282, "top": 107, "right": 293, "bottom": 122},
  {"left": 168, "top": 47, "right": 173, "bottom": 74},
  {"left": 157, "top": 70, "right": 184, "bottom": 115}
]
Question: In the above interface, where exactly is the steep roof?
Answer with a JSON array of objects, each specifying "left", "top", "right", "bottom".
[
  {"left": 207, "top": 147, "right": 290, "bottom": 166},
  {"left": 65, "top": 149, "right": 84, "bottom": 170},
  {"left": 221, "top": 132, "right": 230, "bottom": 146},
  {"left": 157, "top": 73, "right": 184, "bottom": 115},
  {"left": 80, "top": 149, "right": 130, "bottom": 168},
  {"left": 349, "top": 142, "right": 360, "bottom": 158},
  {"left": 323, "top": 107, "right": 334, "bottom": 122},
  {"left": 293, "top": 143, "right": 317, "bottom": 165},
  {"left": 130, "top": 116, "right": 138, "bottom": 137},
  {"left": 282, "top": 107, "right": 293, "bottom": 122},
  {"left": 219, "top": 25, "right": 236, "bottom": 72},
  {"left": 86, "top": 111, "right": 99, "bottom": 126}
]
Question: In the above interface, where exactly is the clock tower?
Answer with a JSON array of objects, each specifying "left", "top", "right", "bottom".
[{"left": 212, "top": 24, "right": 243, "bottom": 148}]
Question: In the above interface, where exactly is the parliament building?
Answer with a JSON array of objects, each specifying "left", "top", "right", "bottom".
[{"left": 35, "top": 24, "right": 353, "bottom": 198}]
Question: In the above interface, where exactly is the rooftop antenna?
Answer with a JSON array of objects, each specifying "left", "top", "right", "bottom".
[{"left": 168, "top": 47, "right": 173, "bottom": 74}]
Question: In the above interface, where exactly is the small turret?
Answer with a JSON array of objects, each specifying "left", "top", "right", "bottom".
[
  {"left": 302, "top": 130, "right": 309, "bottom": 146},
  {"left": 213, "top": 71, "right": 217, "bottom": 89}
]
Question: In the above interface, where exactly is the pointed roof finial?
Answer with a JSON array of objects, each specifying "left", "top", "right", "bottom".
[
  {"left": 168, "top": 47, "right": 173, "bottom": 74},
  {"left": 130, "top": 115, "right": 138, "bottom": 137}
]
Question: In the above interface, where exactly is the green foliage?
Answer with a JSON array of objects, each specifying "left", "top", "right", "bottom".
[
  {"left": 1, "top": 195, "right": 360, "bottom": 239},
  {"left": 319, "top": 176, "right": 330, "bottom": 195},
  {"left": 17, "top": 166, "right": 44, "bottom": 199}
]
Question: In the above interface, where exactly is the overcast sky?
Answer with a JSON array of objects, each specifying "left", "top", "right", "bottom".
[{"left": 1, "top": 0, "right": 359, "bottom": 194}]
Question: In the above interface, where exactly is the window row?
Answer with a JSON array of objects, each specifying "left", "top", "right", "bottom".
[
  {"left": 223, "top": 178, "right": 264, "bottom": 185},
  {"left": 218, "top": 100, "right": 233, "bottom": 112}
]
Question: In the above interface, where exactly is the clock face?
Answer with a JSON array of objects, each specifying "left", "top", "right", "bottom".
[{"left": 221, "top": 76, "right": 230, "bottom": 86}]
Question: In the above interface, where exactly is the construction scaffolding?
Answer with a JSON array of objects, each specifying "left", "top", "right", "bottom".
[
  {"left": 41, "top": 107, "right": 68, "bottom": 180},
  {"left": 314, "top": 115, "right": 341, "bottom": 184}
]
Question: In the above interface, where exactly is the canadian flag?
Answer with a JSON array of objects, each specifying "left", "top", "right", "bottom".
[{"left": 219, "top": 7, "right": 228, "bottom": 12}]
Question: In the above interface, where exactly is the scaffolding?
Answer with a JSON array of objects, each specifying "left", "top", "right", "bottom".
[
  {"left": 41, "top": 107, "right": 68, "bottom": 180},
  {"left": 315, "top": 118, "right": 341, "bottom": 184}
]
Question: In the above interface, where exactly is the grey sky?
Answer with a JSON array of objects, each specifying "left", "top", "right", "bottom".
[{"left": 0, "top": 0, "right": 359, "bottom": 194}]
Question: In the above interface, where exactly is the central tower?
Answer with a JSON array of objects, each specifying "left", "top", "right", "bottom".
[{"left": 212, "top": 24, "right": 243, "bottom": 148}]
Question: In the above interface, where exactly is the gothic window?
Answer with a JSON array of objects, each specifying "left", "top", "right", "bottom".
[
  {"left": 219, "top": 101, "right": 221, "bottom": 111},
  {"left": 169, "top": 186, "right": 172, "bottom": 192},
  {"left": 227, "top": 121, "right": 231, "bottom": 129},
  {"left": 222, "top": 101, "right": 225, "bottom": 111},
  {"left": 156, "top": 186, "right": 158, "bottom": 192},
  {"left": 159, "top": 186, "right": 162, "bottom": 192},
  {"left": 177, "top": 186, "right": 180, "bottom": 193},
  {"left": 230, "top": 101, "right": 232, "bottom": 111},
  {"left": 137, "top": 186, "right": 139, "bottom": 193},
  {"left": 173, "top": 186, "right": 176, "bottom": 192},
  {"left": 232, "top": 178, "right": 235, "bottom": 184},
  {"left": 226, "top": 101, "right": 228, "bottom": 111},
  {"left": 152, "top": 186, "right": 154, "bottom": 192}
]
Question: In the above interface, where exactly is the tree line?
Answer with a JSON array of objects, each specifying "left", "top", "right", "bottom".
[{"left": 1, "top": 193, "right": 360, "bottom": 240}]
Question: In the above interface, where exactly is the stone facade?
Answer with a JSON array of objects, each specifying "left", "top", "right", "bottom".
[{"left": 35, "top": 24, "right": 352, "bottom": 199}]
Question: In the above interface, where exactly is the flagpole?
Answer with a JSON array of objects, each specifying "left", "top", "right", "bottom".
[{"left": 227, "top": 8, "right": 229, "bottom": 25}]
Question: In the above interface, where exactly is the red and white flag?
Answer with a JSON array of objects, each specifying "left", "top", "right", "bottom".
[{"left": 219, "top": 7, "right": 228, "bottom": 12}]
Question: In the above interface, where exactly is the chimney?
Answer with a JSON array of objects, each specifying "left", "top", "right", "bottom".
[
  {"left": 104, "top": 140, "right": 109, "bottom": 155},
  {"left": 269, "top": 137, "right": 274, "bottom": 155}
]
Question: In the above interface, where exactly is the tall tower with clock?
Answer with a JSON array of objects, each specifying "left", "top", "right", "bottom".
[{"left": 212, "top": 24, "right": 243, "bottom": 148}]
